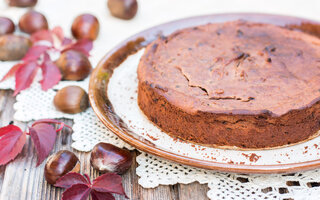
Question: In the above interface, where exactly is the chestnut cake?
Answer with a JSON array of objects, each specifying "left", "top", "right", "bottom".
[{"left": 137, "top": 20, "right": 320, "bottom": 149}]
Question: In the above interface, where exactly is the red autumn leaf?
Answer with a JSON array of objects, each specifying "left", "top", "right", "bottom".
[
  {"left": 55, "top": 172, "right": 90, "bottom": 189},
  {"left": 62, "top": 38, "right": 73, "bottom": 46},
  {"left": 31, "top": 30, "right": 54, "bottom": 44},
  {"left": 84, "top": 173, "right": 92, "bottom": 184},
  {"left": 92, "top": 173, "right": 127, "bottom": 196},
  {"left": 51, "top": 26, "right": 64, "bottom": 42},
  {"left": 91, "top": 191, "right": 115, "bottom": 200},
  {"left": 62, "top": 184, "right": 91, "bottom": 200},
  {"left": 0, "top": 125, "right": 26, "bottom": 166},
  {"left": 39, "top": 53, "right": 62, "bottom": 91},
  {"left": 29, "top": 123, "right": 57, "bottom": 166},
  {"left": 14, "top": 61, "right": 39, "bottom": 96},
  {"left": 22, "top": 45, "right": 49, "bottom": 62},
  {"left": 62, "top": 39, "right": 93, "bottom": 56},
  {"left": 0, "top": 119, "right": 72, "bottom": 167},
  {"left": 4, "top": 26, "right": 94, "bottom": 95},
  {"left": 32, "top": 119, "right": 73, "bottom": 131},
  {"left": 0, "top": 63, "right": 23, "bottom": 82},
  {"left": 56, "top": 173, "right": 127, "bottom": 200}
]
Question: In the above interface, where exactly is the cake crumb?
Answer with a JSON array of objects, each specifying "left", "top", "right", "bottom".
[
  {"left": 242, "top": 153, "right": 261, "bottom": 162},
  {"left": 228, "top": 160, "right": 235, "bottom": 164},
  {"left": 146, "top": 134, "right": 158, "bottom": 141}
]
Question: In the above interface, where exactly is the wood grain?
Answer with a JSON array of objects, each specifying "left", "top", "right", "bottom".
[{"left": 0, "top": 90, "right": 209, "bottom": 200}]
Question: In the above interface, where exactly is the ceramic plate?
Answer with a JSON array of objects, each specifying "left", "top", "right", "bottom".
[{"left": 89, "top": 13, "right": 320, "bottom": 174}]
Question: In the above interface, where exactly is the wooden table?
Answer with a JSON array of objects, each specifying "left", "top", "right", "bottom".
[{"left": 0, "top": 90, "right": 209, "bottom": 200}]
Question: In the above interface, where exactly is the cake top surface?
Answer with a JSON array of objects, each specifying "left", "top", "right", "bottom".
[{"left": 137, "top": 20, "right": 320, "bottom": 116}]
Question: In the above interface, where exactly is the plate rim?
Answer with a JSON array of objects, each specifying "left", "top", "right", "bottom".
[{"left": 89, "top": 13, "right": 320, "bottom": 174}]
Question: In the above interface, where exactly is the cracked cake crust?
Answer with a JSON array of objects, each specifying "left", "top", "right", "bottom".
[{"left": 137, "top": 20, "right": 320, "bottom": 149}]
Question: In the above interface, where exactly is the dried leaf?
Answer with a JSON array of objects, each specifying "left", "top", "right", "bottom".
[
  {"left": 0, "top": 125, "right": 26, "bottom": 166},
  {"left": 62, "top": 39, "right": 93, "bottom": 56},
  {"left": 39, "top": 53, "right": 62, "bottom": 91},
  {"left": 55, "top": 172, "right": 90, "bottom": 189},
  {"left": 22, "top": 45, "right": 49, "bottom": 62},
  {"left": 31, "top": 30, "right": 54, "bottom": 44},
  {"left": 29, "top": 123, "right": 57, "bottom": 166},
  {"left": 0, "top": 63, "right": 23, "bottom": 82},
  {"left": 61, "top": 184, "right": 91, "bottom": 200},
  {"left": 14, "top": 61, "right": 39, "bottom": 96},
  {"left": 91, "top": 191, "right": 115, "bottom": 200},
  {"left": 92, "top": 173, "right": 127, "bottom": 196}
]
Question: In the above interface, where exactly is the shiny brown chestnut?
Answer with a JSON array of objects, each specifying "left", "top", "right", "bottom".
[
  {"left": 54, "top": 86, "right": 89, "bottom": 114},
  {"left": 44, "top": 150, "right": 80, "bottom": 185},
  {"left": 0, "top": 34, "right": 31, "bottom": 61},
  {"left": 7, "top": 0, "right": 37, "bottom": 7},
  {"left": 90, "top": 143, "right": 133, "bottom": 174},
  {"left": 19, "top": 10, "right": 48, "bottom": 34},
  {"left": 71, "top": 14, "right": 100, "bottom": 40},
  {"left": 56, "top": 50, "right": 92, "bottom": 81},
  {"left": 0, "top": 17, "right": 15, "bottom": 36},
  {"left": 107, "top": 0, "right": 138, "bottom": 20}
]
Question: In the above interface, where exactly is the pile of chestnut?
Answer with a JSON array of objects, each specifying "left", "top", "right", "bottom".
[
  {"left": 1, "top": 0, "right": 139, "bottom": 114},
  {"left": 45, "top": 143, "right": 133, "bottom": 185},
  {"left": 0, "top": 11, "right": 98, "bottom": 115}
]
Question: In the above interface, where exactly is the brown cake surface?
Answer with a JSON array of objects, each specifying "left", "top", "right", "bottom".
[{"left": 137, "top": 20, "right": 320, "bottom": 149}]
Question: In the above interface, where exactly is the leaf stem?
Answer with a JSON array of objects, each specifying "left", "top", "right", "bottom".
[{"left": 84, "top": 174, "right": 91, "bottom": 185}]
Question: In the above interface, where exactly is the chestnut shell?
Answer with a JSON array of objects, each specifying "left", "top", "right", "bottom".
[
  {"left": 56, "top": 50, "right": 92, "bottom": 81},
  {"left": 44, "top": 150, "right": 80, "bottom": 185},
  {"left": 53, "top": 86, "right": 89, "bottom": 114},
  {"left": 0, "top": 17, "right": 15, "bottom": 36},
  {"left": 90, "top": 143, "right": 133, "bottom": 174},
  {"left": 0, "top": 34, "right": 31, "bottom": 61},
  {"left": 19, "top": 10, "right": 48, "bottom": 34},
  {"left": 71, "top": 14, "right": 100, "bottom": 41},
  {"left": 8, "top": 0, "right": 37, "bottom": 7},
  {"left": 107, "top": 0, "right": 138, "bottom": 20}
]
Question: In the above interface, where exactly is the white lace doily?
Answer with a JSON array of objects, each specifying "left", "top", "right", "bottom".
[{"left": 1, "top": 0, "right": 320, "bottom": 199}]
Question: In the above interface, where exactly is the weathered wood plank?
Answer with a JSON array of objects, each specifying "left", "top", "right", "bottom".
[
  {"left": 178, "top": 182, "right": 209, "bottom": 200},
  {"left": 0, "top": 90, "right": 210, "bottom": 200},
  {"left": 0, "top": 90, "right": 15, "bottom": 195},
  {"left": 0, "top": 123, "right": 30, "bottom": 199}
]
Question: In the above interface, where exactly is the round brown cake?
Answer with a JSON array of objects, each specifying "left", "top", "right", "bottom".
[{"left": 137, "top": 20, "right": 320, "bottom": 149}]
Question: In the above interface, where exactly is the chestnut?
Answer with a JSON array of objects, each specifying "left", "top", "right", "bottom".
[
  {"left": 56, "top": 50, "right": 92, "bottom": 81},
  {"left": 0, "top": 34, "right": 31, "bottom": 61},
  {"left": 71, "top": 14, "right": 100, "bottom": 41},
  {"left": 107, "top": 0, "right": 138, "bottom": 20},
  {"left": 0, "top": 17, "right": 15, "bottom": 36},
  {"left": 19, "top": 10, "right": 48, "bottom": 34},
  {"left": 44, "top": 150, "right": 80, "bottom": 185},
  {"left": 54, "top": 86, "right": 89, "bottom": 114},
  {"left": 7, "top": 0, "right": 37, "bottom": 7},
  {"left": 90, "top": 143, "right": 133, "bottom": 174}
]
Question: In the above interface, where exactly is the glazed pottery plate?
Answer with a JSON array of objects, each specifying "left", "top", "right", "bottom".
[{"left": 89, "top": 13, "right": 320, "bottom": 174}]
